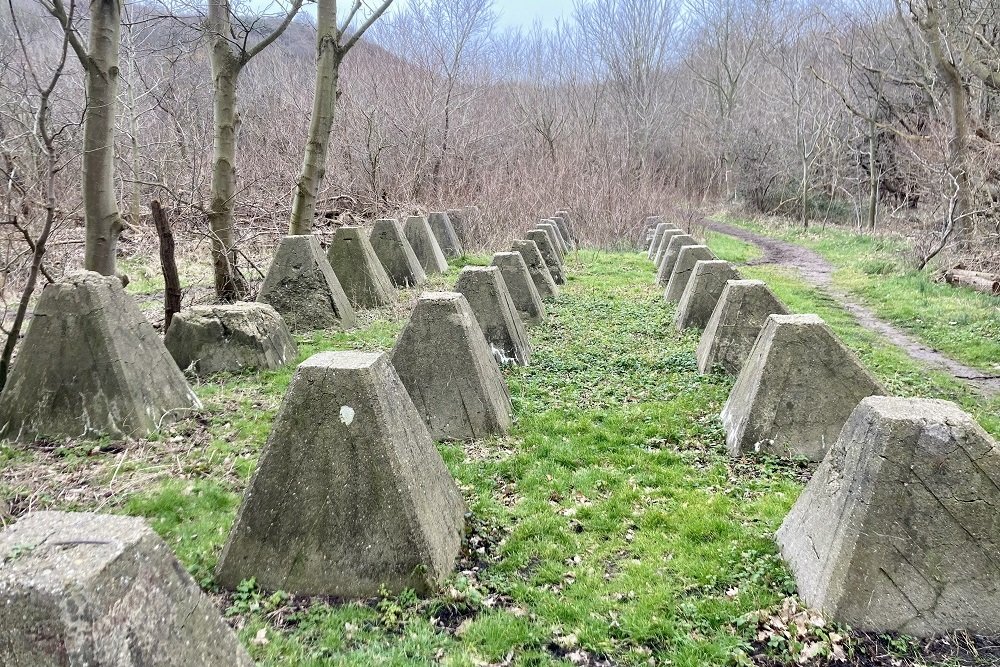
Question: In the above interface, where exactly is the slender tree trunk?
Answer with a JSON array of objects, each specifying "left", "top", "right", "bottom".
[
  {"left": 82, "top": 0, "right": 125, "bottom": 276},
  {"left": 866, "top": 117, "right": 878, "bottom": 232},
  {"left": 208, "top": 34, "right": 247, "bottom": 301},
  {"left": 151, "top": 201, "right": 181, "bottom": 330},
  {"left": 920, "top": 3, "right": 971, "bottom": 243},
  {"left": 288, "top": 0, "right": 341, "bottom": 235}
]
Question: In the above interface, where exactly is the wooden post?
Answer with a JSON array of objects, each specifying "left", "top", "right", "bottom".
[{"left": 150, "top": 200, "right": 181, "bottom": 331}]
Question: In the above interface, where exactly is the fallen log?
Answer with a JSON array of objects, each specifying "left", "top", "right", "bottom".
[{"left": 942, "top": 268, "right": 1000, "bottom": 295}]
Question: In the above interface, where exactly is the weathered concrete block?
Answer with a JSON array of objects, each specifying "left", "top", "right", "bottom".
[
  {"left": 257, "top": 235, "right": 356, "bottom": 333},
  {"left": 537, "top": 221, "right": 567, "bottom": 258},
  {"left": 653, "top": 229, "right": 684, "bottom": 274},
  {"left": 165, "top": 302, "right": 297, "bottom": 375},
  {"left": 446, "top": 208, "right": 469, "bottom": 245},
  {"left": 777, "top": 397, "right": 1000, "bottom": 635},
  {"left": 512, "top": 239, "right": 558, "bottom": 298},
  {"left": 664, "top": 245, "right": 716, "bottom": 302},
  {"left": 491, "top": 252, "right": 546, "bottom": 326},
  {"left": 428, "top": 211, "right": 463, "bottom": 258},
  {"left": 455, "top": 266, "right": 531, "bottom": 366},
  {"left": 327, "top": 225, "right": 396, "bottom": 308},
  {"left": 696, "top": 280, "right": 790, "bottom": 375},
  {"left": 655, "top": 233, "right": 696, "bottom": 284},
  {"left": 525, "top": 229, "right": 565, "bottom": 285},
  {"left": 0, "top": 511, "right": 252, "bottom": 666},
  {"left": 551, "top": 214, "right": 576, "bottom": 248},
  {"left": 404, "top": 215, "right": 449, "bottom": 274},
  {"left": 370, "top": 218, "right": 427, "bottom": 288},
  {"left": 217, "top": 351, "right": 465, "bottom": 597},
  {"left": 721, "top": 314, "right": 886, "bottom": 461},
  {"left": 674, "top": 260, "right": 741, "bottom": 331},
  {"left": 391, "top": 292, "right": 512, "bottom": 441},
  {"left": 646, "top": 222, "right": 669, "bottom": 259},
  {"left": 0, "top": 271, "right": 200, "bottom": 442}
]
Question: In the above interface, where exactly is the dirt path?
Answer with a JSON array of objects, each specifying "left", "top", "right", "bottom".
[{"left": 702, "top": 218, "right": 1000, "bottom": 397}]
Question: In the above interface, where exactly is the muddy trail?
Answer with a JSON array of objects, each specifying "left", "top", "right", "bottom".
[{"left": 701, "top": 218, "right": 1000, "bottom": 397}]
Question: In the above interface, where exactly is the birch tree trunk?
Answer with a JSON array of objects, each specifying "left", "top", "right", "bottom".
[
  {"left": 82, "top": 0, "right": 125, "bottom": 276},
  {"left": 289, "top": 0, "right": 341, "bottom": 235},
  {"left": 208, "top": 0, "right": 247, "bottom": 301},
  {"left": 287, "top": 0, "right": 395, "bottom": 235}
]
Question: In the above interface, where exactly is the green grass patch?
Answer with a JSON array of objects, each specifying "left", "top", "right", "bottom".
[{"left": 704, "top": 231, "right": 762, "bottom": 264}]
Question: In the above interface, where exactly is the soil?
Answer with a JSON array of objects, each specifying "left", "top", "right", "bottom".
[{"left": 701, "top": 218, "right": 1000, "bottom": 397}]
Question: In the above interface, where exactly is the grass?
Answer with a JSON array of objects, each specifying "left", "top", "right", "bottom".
[
  {"left": 714, "top": 217, "right": 1000, "bottom": 372},
  {"left": 2, "top": 249, "right": 997, "bottom": 665}
]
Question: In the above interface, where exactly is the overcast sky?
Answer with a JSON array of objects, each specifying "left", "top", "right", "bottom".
[{"left": 384, "top": 0, "right": 576, "bottom": 29}]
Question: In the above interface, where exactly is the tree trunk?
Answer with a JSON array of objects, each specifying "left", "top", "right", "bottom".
[
  {"left": 288, "top": 0, "right": 342, "bottom": 235},
  {"left": 151, "top": 200, "right": 182, "bottom": 331},
  {"left": 82, "top": 0, "right": 125, "bottom": 276},
  {"left": 866, "top": 117, "right": 878, "bottom": 232},
  {"left": 208, "top": 3, "right": 248, "bottom": 301}
]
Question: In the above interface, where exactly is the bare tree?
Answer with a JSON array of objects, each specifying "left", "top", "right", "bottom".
[
  {"left": 288, "top": 0, "right": 395, "bottom": 235},
  {"left": 43, "top": 0, "right": 125, "bottom": 277}
]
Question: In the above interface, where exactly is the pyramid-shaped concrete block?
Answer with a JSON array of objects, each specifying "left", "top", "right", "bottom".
[
  {"left": 525, "top": 229, "right": 565, "bottom": 285},
  {"left": 652, "top": 229, "right": 685, "bottom": 276},
  {"left": 446, "top": 208, "right": 469, "bottom": 244},
  {"left": 551, "top": 214, "right": 576, "bottom": 249},
  {"left": 428, "top": 211, "right": 463, "bottom": 258},
  {"left": 370, "top": 218, "right": 427, "bottom": 288},
  {"left": 721, "top": 314, "right": 886, "bottom": 461},
  {"left": 697, "top": 279, "right": 790, "bottom": 375},
  {"left": 327, "top": 225, "right": 396, "bottom": 308},
  {"left": 165, "top": 302, "right": 297, "bottom": 375},
  {"left": 391, "top": 292, "right": 512, "bottom": 441},
  {"left": 491, "top": 252, "right": 546, "bottom": 325},
  {"left": 405, "top": 215, "right": 449, "bottom": 274},
  {"left": 257, "top": 235, "right": 356, "bottom": 333},
  {"left": 675, "top": 260, "right": 742, "bottom": 331},
  {"left": 777, "top": 397, "right": 1000, "bottom": 635},
  {"left": 512, "top": 239, "right": 559, "bottom": 298},
  {"left": 655, "top": 233, "right": 696, "bottom": 284},
  {"left": 0, "top": 511, "right": 253, "bottom": 666},
  {"left": 537, "top": 221, "right": 567, "bottom": 258},
  {"left": 664, "top": 245, "right": 717, "bottom": 302},
  {"left": 647, "top": 222, "right": 670, "bottom": 259},
  {"left": 216, "top": 351, "right": 466, "bottom": 597},
  {"left": 455, "top": 266, "right": 531, "bottom": 366},
  {"left": 0, "top": 271, "right": 200, "bottom": 442}
]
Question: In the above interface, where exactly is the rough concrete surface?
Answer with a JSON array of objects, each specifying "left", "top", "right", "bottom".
[
  {"left": 696, "top": 279, "right": 790, "bottom": 375},
  {"left": 428, "top": 211, "right": 464, "bottom": 258},
  {"left": 655, "top": 233, "right": 696, "bottom": 282},
  {"left": 455, "top": 266, "right": 531, "bottom": 366},
  {"left": 216, "top": 351, "right": 466, "bottom": 597},
  {"left": 0, "top": 511, "right": 252, "bottom": 666},
  {"left": 446, "top": 208, "right": 469, "bottom": 245},
  {"left": 370, "top": 218, "right": 427, "bottom": 288},
  {"left": 537, "top": 221, "right": 567, "bottom": 258},
  {"left": 647, "top": 222, "right": 671, "bottom": 260},
  {"left": 391, "top": 292, "right": 512, "bottom": 441},
  {"left": 525, "top": 229, "right": 565, "bottom": 285},
  {"left": 257, "top": 234, "right": 356, "bottom": 333},
  {"left": 491, "top": 252, "right": 546, "bottom": 325},
  {"left": 165, "top": 302, "right": 298, "bottom": 375},
  {"left": 0, "top": 270, "right": 200, "bottom": 442},
  {"left": 674, "top": 260, "right": 741, "bottom": 331},
  {"left": 776, "top": 397, "right": 1000, "bottom": 636},
  {"left": 653, "top": 231, "right": 687, "bottom": 279},
  {"left": 551, "top": 214, "right": 576, "bottom": 248},
  {"left": 721, "top": 314, "right": 886, "bottom": 461},
  {"left": 512, "top": 239, "right": 559, "bottom": 298},
  {"left": 664, "top": 245, "right": 717, "bottom": 302},
  {"left": 404, "top": 215, "right": 450, "bottom": 274},
  {"left": 327, "top": 225, "right": 396, "bottom": 308}
]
